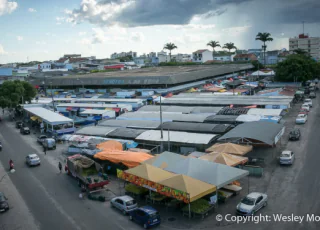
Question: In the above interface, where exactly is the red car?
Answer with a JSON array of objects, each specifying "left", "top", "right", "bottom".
[{"left": 299, "top": 109, "right": 309, "bottom": 114}]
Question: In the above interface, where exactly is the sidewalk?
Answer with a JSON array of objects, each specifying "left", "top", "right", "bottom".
[{"left": 0, "top": 161, "right": 39, "bottom": 230}]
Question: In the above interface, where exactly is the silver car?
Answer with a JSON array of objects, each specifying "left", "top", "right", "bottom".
[
  {"left": 26, "top": 154, "right": 41, "bottom": 166},
  {"left": 236, "top": 192, "right": 268, "bottom": 216},
  {"left": 280, "top": 150, "right": 295, "bottom": 165},
  {"left": 110, "top": 195, "right": 137, "bottom": 215}
]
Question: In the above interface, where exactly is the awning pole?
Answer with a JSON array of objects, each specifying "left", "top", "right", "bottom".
[{"left": 188, "top": 203, "right": 191, "bottom": 218}]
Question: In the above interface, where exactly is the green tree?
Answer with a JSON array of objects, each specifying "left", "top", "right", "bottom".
[
  {"left": 275, "top": 54, "right": 317, "bottom": 82},
  {"left": 223, "top": 42, "right": 237, "bottom": 53},
  {"left": 293, "top": 48, "right": 309, "bottom": 56},
  {"left": 0, "top": 80, "right": 36, "bottom": 108},
  {"left": 207, "top": 40, "right": 221, "bottom": 59},
  {"left": 163, "top": 43, "right": 178, "bottom": 61},
  {"left": 251, "top": 60, "right": 265, "bottom": 70},
  {"left": 255, "top": 32, "right": 273, "bottom": 66}
]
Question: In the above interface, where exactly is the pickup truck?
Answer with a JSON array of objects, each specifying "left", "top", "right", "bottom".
[{"left": 66, "top": 154, "right": 109, "bottom": 191}]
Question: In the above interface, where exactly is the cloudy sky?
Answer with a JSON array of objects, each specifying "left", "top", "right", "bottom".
[{"left": 0, "top": 0, "right": 320, "bottom": 63}]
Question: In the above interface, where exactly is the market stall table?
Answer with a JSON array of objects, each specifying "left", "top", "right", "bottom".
[{"left": 222, "top": 184, "right": 242, "bottom": 195}]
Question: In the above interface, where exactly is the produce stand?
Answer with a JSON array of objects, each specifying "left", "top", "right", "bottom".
[
  {"left": 218, "top": 189, "right": 233, "bottom": 203},
  {"left": 222, "top": 184, "right": 242, "bottom": 195},
  {"left": 182, "top": 199, "right": 215, "bottom": 219},
  {"left": 125, "top": 183, "right": 148, "bottom": 199}
]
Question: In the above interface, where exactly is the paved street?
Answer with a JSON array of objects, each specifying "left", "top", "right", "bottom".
[{"left": 0, "top": 120, "right": 141, "bottom": 230}]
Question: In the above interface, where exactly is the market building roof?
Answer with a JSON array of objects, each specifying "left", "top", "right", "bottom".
[
  {"left": 106, "top": 128, "right": 145, "bottom": 139},
  {"left": 117, "top": 112, "right": 210, "bottom": 123},
  {"left": 218, "top": 121, "right": 285, "bottom": 146},
  {"left": 165, "top": 158, "right": 249, "bottom": 188},
  {"left": 159, "top": 122, "right": 232, "bottom": 134},
  {"left": 142, "top": 151, "right": 186, "bottom": 169},
  {"left": 23, "top": 107, "right": 73, "bottom": 125},
  {"left": 204, "top": 115, "right": 239, "bottom": 124},
  {"left": 75, "top": 126, "right": 116, "bottom": 137},
  {"left": 136, "top": 130, "right": 218, "bottom": 145},
  {"left": 98, "top": 120, "right": 161, "bottom": 129},
  {"left": 29, "top": 64, "right": 253, "bottom": 87}
]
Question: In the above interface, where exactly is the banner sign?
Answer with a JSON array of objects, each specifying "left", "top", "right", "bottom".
[{"left": 117, "top": 170, "right": 190, "bottom": 203}]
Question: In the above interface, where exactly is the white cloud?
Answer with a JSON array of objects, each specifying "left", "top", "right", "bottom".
[
  {"left": 45, "top": 32, "right": 57, "bottom": 37},
  {"left": 16, "top": 36, "right": 23, "bottom": 41},
  {"left": 0, "top": 0, "right": 18, "bottom": 16},
  {"left": 36, "top": 41, "right": 47, "bottom": 45},
  {"left": 78, "top": 31, "right": 87, "bottom": 36},
  {"left": 130, "top": 32, "right": 145, "bottom": 42},
  {"left": 28, "top": 8, "right": 36, "bottom": 13},
  {"left": 0, "top": 44, "right": 8, "bottom": 55},
  {"left": 65, "top": 0, "right": 134, "bottom": 26},
  {"left": 79, "top": 38, "right": 91, "bottom": 45},
  {"left": 92, "top": 28, "right": 107, "bottom": 44}
]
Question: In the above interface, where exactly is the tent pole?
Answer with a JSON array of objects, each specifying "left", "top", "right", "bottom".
[
  {"left": 248, "top": 175, "right": 250, "bottom": 194},
  {"left": 188, "top": 203, "right": 191, "bottom": 218}
]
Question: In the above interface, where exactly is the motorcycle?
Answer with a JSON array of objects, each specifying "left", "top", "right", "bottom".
[{"left": 9, "top": 162, "right": 14, "bottom": 170}]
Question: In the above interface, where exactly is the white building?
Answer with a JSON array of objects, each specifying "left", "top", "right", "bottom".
[
  {"left": 192, "top": 49, "right": 212, "bottom": 63},
  {"left": 212, "top": 54, "right": 235, "bottom": 62},
  {"left": 111, "top": 51, "right": 137, "bottom": 59},
  {"left": 157, "top": 51, "right": 170, "bottom": 63},
  {"left": 289, "top": 34, "right": 320, "bottom": 61},
  {"left": 171, "top": 53, "right": 192, "bottom": 62}
]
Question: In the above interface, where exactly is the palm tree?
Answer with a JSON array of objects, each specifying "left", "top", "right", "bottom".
[
  {"left": 223, "top": 42, "right": 237, "bottom": 53},
  {"left": 255, "top": 32, "right": 273, "bottom": 66},
  {"left": 163, "top": 43, "right": 178, "bottom": 61},
  {"left": 207, "top": 41, "right": 221, "bottom": 59}
]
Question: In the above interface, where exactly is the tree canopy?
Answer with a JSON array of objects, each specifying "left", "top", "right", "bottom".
[
  {"left": 251, "top": 60, "right": 265, "bottom": 70},
  {"left": 223, "top": 42, "right": 237, "bottom": 53},
  {"left": 0, "top": 80, "right": 37, "bottom": 108},
  {"left": 275, "top": 54, "right": 317, "bottom": 82}
]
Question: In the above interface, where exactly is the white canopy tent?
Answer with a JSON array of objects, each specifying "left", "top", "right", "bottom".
[
  {"left": 251, "top": 70, "right": 275, "bottom": 76},
  {"left": 24, "top": 107, "right": 74, "bottom": 132}
]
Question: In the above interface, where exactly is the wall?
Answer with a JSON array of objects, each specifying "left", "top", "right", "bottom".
[{"left": 0, "top": 68, "right": 13, "bottom": 76}]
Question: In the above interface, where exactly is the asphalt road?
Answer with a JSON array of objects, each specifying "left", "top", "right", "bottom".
[{"left": 0, "top": 121, "right": 141, "bottom": 230}]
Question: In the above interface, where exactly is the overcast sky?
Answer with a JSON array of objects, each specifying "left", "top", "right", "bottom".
[{"left": 1, "top": 0, "right": 320, "bottom": 63}]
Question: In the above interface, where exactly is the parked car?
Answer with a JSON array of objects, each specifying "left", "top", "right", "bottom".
[
  {"left": 0, "top": 192, "right": 9, "bottom": 212},
  {"left": 15, "top": 121, "right": 23, "bottom": 129},
  {"left": 299, "top": 108, "right": 309, "bottom": 114},
  {"left": 20, "top": 126, "right": 30, "bottom": 135},
  {"left": 37, "top": 135, "right": 47, "bottom": 145},
  {"left": 43, "top": 138, "right": 56, "bottom": 150},
  {"left": 309, "top": 92, "right": 316, "bottom": 98},
  {"left": 280, "top": 150, "right": 295, "bottom": 165},
  {"left": 129, "top": 206, "right": 161, "bottom": 229},
  {"left": 289, "top": 128, "right": 300, "bottom": 141},
  {"left": 236, "top": 192, "right": 268, "bottom": 216},
  {"left": 296, "top": 114, "right": 308, "bottom": 124},
  {"left": 304, "top": 98, "right": 312, "bottom": 107},
  {"left": 301, "top": 104, "right": 310, "bottom": 112},
  {"left": 111, "top": 195, "right": 137, "bottom": 215}
]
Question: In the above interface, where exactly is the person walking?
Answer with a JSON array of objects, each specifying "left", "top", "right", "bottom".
[
  {"left": 58, "top": 162, "right": 62, "bottom": 173},
  {"left": 43, "top": 146, "right": 47, "bottom": 155}
]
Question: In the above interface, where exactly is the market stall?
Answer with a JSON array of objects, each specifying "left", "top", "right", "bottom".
[
  {"left": 199, "top": 152, "right": 248, "bottom": 166},
  {"left": 206, "top": 143, "right": 253, "bottom": 155}
]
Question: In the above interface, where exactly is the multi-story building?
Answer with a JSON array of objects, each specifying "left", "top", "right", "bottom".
[
  {"left": 192, "top": 49, "right": 212, "bottom": 63},
  {"left": 233, "top": 53, "right": 257, "bottom": 62},
  {"left": 111, "top": 51, "right": 137, "bottom": 59},
  {"left": 212, "top": 54, "right": 235, "bottom": 62},
  {"left": 289, "top": 34, "right": 320, "bottom": 61},
  {"left": 171, "top": 53, "right": 192, "bottom": 62}
]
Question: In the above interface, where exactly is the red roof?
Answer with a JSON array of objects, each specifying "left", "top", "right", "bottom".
[
  {"left": 204, "top": 60, "right": 223, "bottom": 64},
  {"left": 234, "top": 53, "right": 257, "bottom": 61},
  {"left": 193, "top": 49, "right": 209, "bottom": 54}
]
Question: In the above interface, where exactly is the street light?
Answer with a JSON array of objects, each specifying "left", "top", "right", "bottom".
[
  {"left": 0, "top": 169, "right": 15, "bottom": 183},
  {"left": 49, "top": 82, "right": 56, "bottom": 112}
]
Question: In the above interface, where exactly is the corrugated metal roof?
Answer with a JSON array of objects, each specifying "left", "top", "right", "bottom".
[
  {"left": 117, "top": 112, "right": 209, "bottom": 123},
  {"left": 75, "top": 126, "right": 116, "bottom": 137},
  {"left": 191, "top": 107, "right": 223, "bottom": 114},
  {"left": 218, "top": 121, "right": 284, "bottom": 145},
  {"left": 205, "top": 115, "right": 239, "bottom": 123},
  {"left": 247, "top": 108, "right": 283, "bottom": 116},
  {"left": 162, "top": 99, "right": 292, "bottom": 106},
  {"left": 98, "top": 120, "right": 161, "bottom": 129},
  {"left": 159, "top": 122, "right": 230, "bottom": 134},
  {"left": 106, "top": 128, "right": 145, "bottom": 139},
  {"left": 136, "top": 130, "right": 217, "bottom": 144},
  {"left": 236, "top": 114, "right": 261, "bottom": 122},
  {"left": 138, "top": 105, "right": 223, "bottom": 114},
  {"left": 24, "top": 107, "right": 72, "bottom": 124}
]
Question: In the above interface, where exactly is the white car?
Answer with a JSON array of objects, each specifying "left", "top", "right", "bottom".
[
  {"left": 26, "top": 154, "right": 41, "bottom": 166},
  {"left": 280, "top": 150, "right": 295, "bottom": 165},
  {"left": 110, "top": 195, "right": 137, "bottom": 215},
  {"left": 296, "top": 114, "right": 307, "bottom": 124},
  {"left": 304, "top": 99, "right": 312, "bottom": 107},
  {"left": 236, "top": 192, "right": 268, "bottom": 216},
  {"left": 301, "top": 104, "right": 310, "bottom": 112}
]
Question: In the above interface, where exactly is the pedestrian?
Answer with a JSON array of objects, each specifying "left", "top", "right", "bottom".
[
  {"left": 79, "top": 193, "right": 83, "bottom": 199},
  {"left": 43, "top": 146, "right": 47, "bottom": 155},
  {"left": 58, "top": 162, "right": 62, "bottom": 173}
]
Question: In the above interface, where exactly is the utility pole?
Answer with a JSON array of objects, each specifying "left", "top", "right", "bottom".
[
  {"left": 302, "top": 21, "right": 305, "bottom": 35},
  {"left": 159, "top": 95, "right": 164, "bottom": 152},
  {"left": 50, "top": 82, "right": 56, "bottom": 112}
]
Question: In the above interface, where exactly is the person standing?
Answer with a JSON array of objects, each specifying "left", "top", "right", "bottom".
[{"left": 58, "top": 162, "right": 62, "bottom": 173}]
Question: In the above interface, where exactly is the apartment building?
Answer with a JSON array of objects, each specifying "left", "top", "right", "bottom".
[{"left": 289, "top": 34, "right": 320, "bottom": 61}]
